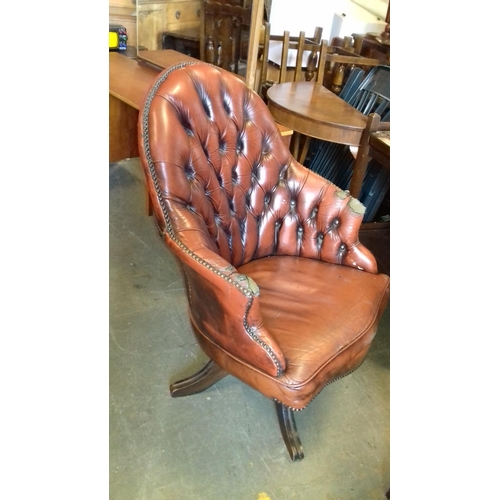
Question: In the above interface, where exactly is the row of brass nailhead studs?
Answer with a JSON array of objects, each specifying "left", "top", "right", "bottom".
[
  {"left": 274, "top": 358, "right": 366, "bottom": 412},
  {"left": 141, "top": 62, "right": 283, "bottom": 377}
]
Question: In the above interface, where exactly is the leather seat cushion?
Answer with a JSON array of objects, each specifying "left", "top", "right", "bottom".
[{"left": 231, "top": 255, "right": 390, "bottom": 408}]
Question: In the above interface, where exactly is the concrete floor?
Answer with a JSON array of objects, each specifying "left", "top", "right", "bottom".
[{"left": 109, "top": 157, "right": 390, "bottom": 500}]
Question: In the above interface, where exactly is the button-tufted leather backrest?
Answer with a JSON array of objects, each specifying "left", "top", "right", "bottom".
[{"left": 139, "top": 62, "right": 375, "bottom": 272}]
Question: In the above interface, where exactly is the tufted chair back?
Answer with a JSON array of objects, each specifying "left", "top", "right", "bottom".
[
  {"left": 138, "top": 61, "right": 389, "bottom": 461},
  {"left": 140, "top": 61, "right": 376, "bottom": 272}
]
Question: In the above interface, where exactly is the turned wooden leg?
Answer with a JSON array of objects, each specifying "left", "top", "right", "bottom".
[
  {"left": 170, "top": 360, "right": 227, "bottom": 398},
  {"left": 275, "top": 401, "right": 304, "bottom": 461}
]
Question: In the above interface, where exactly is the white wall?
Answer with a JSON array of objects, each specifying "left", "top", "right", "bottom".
[
  {"left": 269, "top": 0, "right": 337, "bottom": 39},
  {"left": 269, "top": 0, "right": 388, "bottom": 42}
]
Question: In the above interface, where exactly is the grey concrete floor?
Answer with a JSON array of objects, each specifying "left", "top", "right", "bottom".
[{"left": 110, "top": 157, "right": 390, "bottom": 500}]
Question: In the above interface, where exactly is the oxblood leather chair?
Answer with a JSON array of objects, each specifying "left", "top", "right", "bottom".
[{"left": 138, "top": 61, "right": 390, "bottom": 460}]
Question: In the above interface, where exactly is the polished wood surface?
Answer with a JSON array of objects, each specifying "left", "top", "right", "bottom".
[
  {"left": 109, "top": 52, "right": 161, "bottom": 110},
  {"left": 267, "top": 82, "right": 367, "bottom": 147},
  {"left": 137, "top": 48, "right": 246, "bottom": 81},
  {"left": 136, "top": 49, "right": 200, "bottom": 71},
  {"left": 266, "top": 81, "right": 386, "bottom": 201}
]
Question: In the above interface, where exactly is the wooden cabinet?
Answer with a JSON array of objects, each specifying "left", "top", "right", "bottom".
[
  {"left": 166, "top": 1, "right": 201, "bottom": 25},
  {"left": 138, "top": 0, "right": 201, "bottom": 51}
]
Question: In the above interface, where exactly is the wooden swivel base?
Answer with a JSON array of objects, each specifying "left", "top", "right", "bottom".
[
  {"left": 275, "top": 401, "right": 304, "bottom": 460},
  {"left": 169, "top": 359, "right": 305, "bottom": 460}
]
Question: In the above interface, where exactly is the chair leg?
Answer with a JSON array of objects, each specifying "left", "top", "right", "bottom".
[
  {"left": 170, "top": 360, "right": 227, "bottom": 398},
  {"left": 275, "top": 401, "right": 305, "bottom": 461}
]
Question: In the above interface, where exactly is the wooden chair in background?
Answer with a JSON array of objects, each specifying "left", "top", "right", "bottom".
[
  {"left": 199, "top": 0, "right": 252, "bottom": 76},
  {"left": 322, "top": 34, "right": 388, "bottom": 96},
  {"left": 259, "top": 30, "right": 328, "bottom": 159},
  {"left": 260, "top": 27, "right": 326, "bottom": 91},
  {"left": 322, "top": 50, "right": 383, "bottom": 95}
]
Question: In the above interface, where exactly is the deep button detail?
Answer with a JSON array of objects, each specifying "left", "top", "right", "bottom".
[
  {"left": 264, "top": 193, "right": 272, "bottom": 205},
  {"left": 243, "top": 102, "right": 251, "bottom": 122},
  {"left": 290, "top": 200, "right": 296, "bottom": 207},
  {"left": 261, "top": 137, "right": 271, "bottom": 157},
  {"left": 231, "top": 168, "right": 238, "bottom": 184},
  {"left": 201, "top": 96, "right": 212, "bottom": 119},
  {"left": 297, "top": 226, "right": 303, "bottom": 233},
  {"left": 186, "top": 204, "right": 196, "bottom": 213},
  {"left": 216, "top": 173, "right": 223, "bottom": 186},
  {"left": 332, "top": 217, "right": 340, "bottom": 227},
  {"left": 236, "top": 136, "right": 244, "bottom": 155},
  {"left": 179, "top": 112, "right": 194, "bottom": 137},
  {"left": 222, "top": 95, "right": 231, "bottom": 115},
  {"left": 338, "top": 242, "right": 347, "bottom": 264},
  {"left": 251, "top": 163, "right": 259, "bottom": 177},
  {"left": 219, "top": 141, "right": 227, "bottom": 153},
  {"left": 184, "top": 163, "right": 195, "bottom": 180},
  {"left": 183, "top": 126, "right": 194, "bottom": 137}
]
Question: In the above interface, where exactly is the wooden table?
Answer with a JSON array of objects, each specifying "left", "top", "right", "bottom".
[
  {"left": 266, "top": 81, "right": 381, "bottom": 198},
  {"left": 109, "top": 53, "right": 160, "bottom": 162},
  {"left": 110, "top": 50, "right": 292, "bottom": 162},
  {"left": 267, "top": 81, "right": 367, "bottom": 147},
  {"left": 137, "top": 49, "right": 247, "bottom": 83},
  {"left": 136, "top": 49, "right": 200, "bottom": 71}
]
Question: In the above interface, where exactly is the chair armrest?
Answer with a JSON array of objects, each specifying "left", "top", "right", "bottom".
[
  {"left": 283, "top": 159, "right": 379, "bottom": 274},
  {"left": 163, "top": 231, "right": 286, "bottom": 377}
]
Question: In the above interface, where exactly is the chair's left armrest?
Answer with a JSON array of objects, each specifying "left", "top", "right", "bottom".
[{"left": 285, "top": 160, "right": 379, "bottom": 274}]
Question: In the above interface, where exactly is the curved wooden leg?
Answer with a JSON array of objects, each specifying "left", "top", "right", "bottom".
[
  {"left": 170, "top": 360, "right": 227, "bottom": 398},
  {"left": 275, "top": 401, "right": 305, "bottom": 461}
]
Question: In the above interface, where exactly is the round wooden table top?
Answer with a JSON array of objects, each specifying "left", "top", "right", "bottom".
[{"left": 266, "top": 81, "right": 367, "bottom": 147}]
